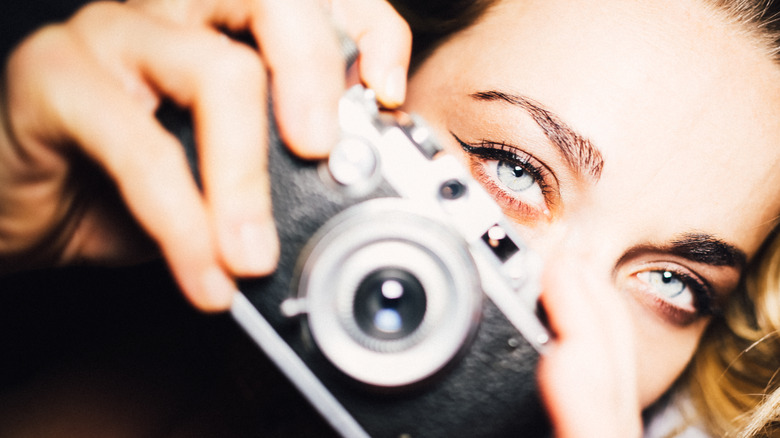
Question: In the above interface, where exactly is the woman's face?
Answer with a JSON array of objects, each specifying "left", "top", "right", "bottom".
[{"left": 404, "top": 0, "right": 780, "bottom": 406}]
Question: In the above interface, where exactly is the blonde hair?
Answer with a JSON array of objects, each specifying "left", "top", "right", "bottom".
[
  {"left": 683, "top": 1, "right": 780, "bottom": 434},
  {"left": 687, "top": 230, "right": 780, "bottom": 436}
]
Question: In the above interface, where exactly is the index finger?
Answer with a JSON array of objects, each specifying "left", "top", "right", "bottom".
[
  {"left": 252, "top": 0, "right": 344, "bottom": 158},
  {"left": 330, "top": 0, "right": 412, "bottom": 108},
  {"left": 537, "top": 257, "right": 641, "bottom": 438}
]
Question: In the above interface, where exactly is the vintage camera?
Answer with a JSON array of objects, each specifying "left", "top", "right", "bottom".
[{"left": 160, "top": 85, "right": 552, "bottom": 437}]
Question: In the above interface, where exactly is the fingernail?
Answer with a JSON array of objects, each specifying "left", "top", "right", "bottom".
[
  {"left": 201, "top": 266, "right": 236, "bottom": 310},
  {"left": 240, "top": 222, "right": 278, "bottom": 274},
  {"left": 382, "top": 66, "right": 407, "bottom": 108}
]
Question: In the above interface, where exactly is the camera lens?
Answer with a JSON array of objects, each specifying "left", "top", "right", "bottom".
[
  {"left": 298, "top": 199, "right": 483, "bottom": 386},
  {"left": 353, "top": 268, "right": 427, "bottom": 340}
]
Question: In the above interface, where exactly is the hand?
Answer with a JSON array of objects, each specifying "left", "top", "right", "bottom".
[
  {"left": 537, "top": 256, "right": 643, "bottom": 438},
  {"left": 0, "top": 0, "right": 411, "bottom": 310}
]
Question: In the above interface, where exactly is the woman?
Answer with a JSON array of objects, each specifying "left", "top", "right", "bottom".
[
  {"left": 395, "top": 1, "right": 780, "bottom": 436},
  {"left": 2, "top": 0, "right": 780, "bottom": 436}
]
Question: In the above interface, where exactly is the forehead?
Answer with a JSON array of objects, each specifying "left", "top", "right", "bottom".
[{"left": 420, "top": 0, "right": 780, "bottom": 255}]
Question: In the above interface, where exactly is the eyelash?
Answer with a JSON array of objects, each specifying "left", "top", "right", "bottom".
[
  {"left": 633, "top": 266, "right": 717, "bottom": 326},
  {"left": 451, "top": 133, "right": 556, "bottom": 219}
]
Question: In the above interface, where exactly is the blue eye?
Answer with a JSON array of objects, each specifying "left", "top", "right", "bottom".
[
  {"left": 637, "top": 270, "right": 687, "bottom": 299},
  {"left": 633, "top": 268, "right": 720, "bottom": 326},
  {"left": 496, "top": 161, "right": 536, "bottom": 192},
  {"left": 451, "top": 133, "right": 555, "bottom": 219}
]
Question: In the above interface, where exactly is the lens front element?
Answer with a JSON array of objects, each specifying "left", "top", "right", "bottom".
[{"left": 354, "top": 269, "right": 427, "bottom": 340}]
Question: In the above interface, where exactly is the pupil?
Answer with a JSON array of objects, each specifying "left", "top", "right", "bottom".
[{"left": 497, "top": 161, "right": 534, "bottom": 192}]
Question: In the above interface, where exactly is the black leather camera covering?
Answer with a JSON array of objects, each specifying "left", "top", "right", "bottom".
[{"left": 159, "top": 101, "right": 551, "bottom": 437}]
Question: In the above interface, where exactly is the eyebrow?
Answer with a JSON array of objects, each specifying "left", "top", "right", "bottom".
[
  {"left": 623, "top": 233, "right": 748, "bottom": 269},
  {"left": 668, "top": 233, "right": 747, "bottom": 268},
  {"left": 471, "top": 90, "right": 604, "bottom": 181}
]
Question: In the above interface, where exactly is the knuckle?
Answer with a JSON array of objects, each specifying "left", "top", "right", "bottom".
[
  {"left": 128, "top": 0, "right": 209, "bottom": 27},
  {"left": 7, "top": 25, "right": 67, "bottom": 75},
  {"left": 267, "top": 31, "right": 342, "bottom": 81},
  {"left": 274, "top": 46, "right": 342, "bottom": 97},
  {"left": 300, "top": 37, "right": 343, "bottom": 72},
  {"left": 68, "top": 1, "right": 127, "bottom": 31},
  {"left": 6, "top": 26, "right": 76, "bottom": 130},
  {"left": 66, "top": 2, "right": 151, "bottom": 59},
  {"left": 202, "top": 40, "right": 265, "bottom": 91}
]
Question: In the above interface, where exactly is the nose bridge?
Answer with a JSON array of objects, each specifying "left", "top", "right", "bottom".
[
  {"left": 531, "top": 213, "right": 615, "bottom": 295},
  {"left": 531, "top": 209, "right": 603, "bottom": 258}
]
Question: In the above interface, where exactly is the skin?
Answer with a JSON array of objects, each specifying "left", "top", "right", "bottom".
[
  {"left": 0, "top": 0, "right": 411, "bottom": 309},
  {"left": 403, "top": 0, "right": 780, "bottom": 434},
  {"left": 3, "top": 0, "right": 780, "bottom": 436}
]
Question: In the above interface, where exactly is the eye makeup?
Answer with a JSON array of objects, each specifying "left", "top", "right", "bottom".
[
  {"left": 451, "top": 133, "right": 560, "bottom": 222},
  {"left": 616, "top": 237, "right": 743, "bottom": 327},
  {"left": 623, "top": 261, "right": 718, "bottom": 327}
]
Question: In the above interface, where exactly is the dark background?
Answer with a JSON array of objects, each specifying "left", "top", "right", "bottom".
[
  {"left": 1, "top": 0, "right": 88, "bottom": 61},
  {"left": 0, "top": 262, "right": 336, "bottom": 436}
]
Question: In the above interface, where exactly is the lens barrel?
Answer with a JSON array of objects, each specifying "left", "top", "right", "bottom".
[{"left": 296, "top": 199, "right": 481, "bottom": 387}]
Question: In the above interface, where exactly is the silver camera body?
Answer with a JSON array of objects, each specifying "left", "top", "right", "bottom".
[
  {"left": 231, "top": 86, "right": 552, "bottom": 437},
  {"left": 162, "top": 85, "right": 552, "bottom": 437}
]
